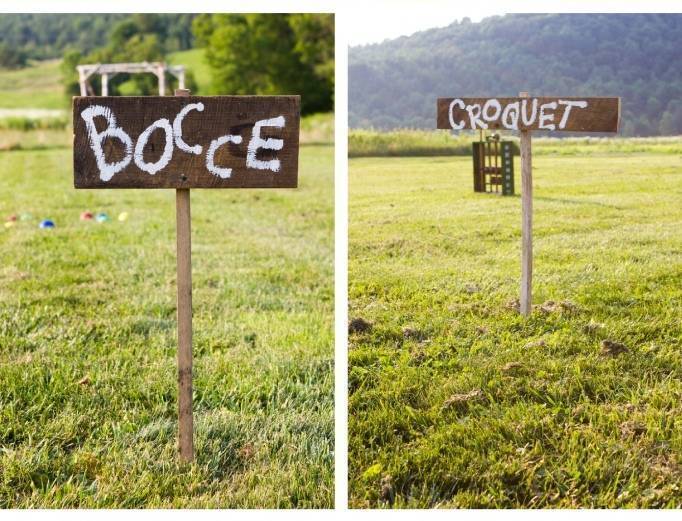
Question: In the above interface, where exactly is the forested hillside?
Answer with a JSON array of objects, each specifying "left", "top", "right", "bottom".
[
  {"left": 0, "top": 14, "right": 195, "bottom": 66},
  {"left": 349, "top": 14, "right": 682, "bottom": 136}
]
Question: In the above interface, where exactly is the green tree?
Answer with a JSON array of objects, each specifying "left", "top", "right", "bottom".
[
  {"left": 60, "top": 49, "right": 82, "bottom": 97},
  {"left": 58, "top": 14, "right": 197, "bottom": 99},
  {"left": 0, "top": 42, "right": 26, "bottom": 68},
  {"left": 193, "top": 13, "right": 334, "bottom": 114},
  {"left": 289, "top": 14, "right": 334, "bottom": 95},
  {"left": 658, "top": 111, "right": 676, "bottom": 135}
]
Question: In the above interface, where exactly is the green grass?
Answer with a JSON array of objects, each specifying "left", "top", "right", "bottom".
[
  {"left": 0, "top": 60, "right": 66, "bottom": 110},
  {"left": 0, "top": 51, "right": 210, "bottom": 110},
  {"left": 0, "top": 144, "right": 334, "bottom": 507},
  {"left": 0, "top": 129, "right": 71, "bottom": 152},
  {"left": 349, "top": 129, "right": 682, "bottom": 157},
  {"left": 348, "top": 153, "right": 682, "bottom": 508},
  {"left": 168, "top": 48, "right": 212, "bottom": 95}
]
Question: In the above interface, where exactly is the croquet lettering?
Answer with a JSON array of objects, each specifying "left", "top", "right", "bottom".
[
  {"left": 448, "top": 97, "right": 589, "bottom": 130},
  {"left": 81, "top": 104, "right": 287, "bottom": 181}
]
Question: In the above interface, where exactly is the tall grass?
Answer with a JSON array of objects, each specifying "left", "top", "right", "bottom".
[
  {"left": 349, "top": 129, "right": 682, "bottom": 157},
  {"left": 301, "top": 113, "right": 334, "bottom": 145},
  {"left": 0, "top": 116, "right": 69, "bottom": 131},
  {"left": 349, "top": 129, "right": 476, "bottom": 157}
]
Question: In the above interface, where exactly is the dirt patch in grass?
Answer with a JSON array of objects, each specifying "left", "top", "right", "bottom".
[
  {"left": 600, "top": 339, "right": 629, "bottom": 356},
  {"left": 349, "top": 317, "right": 372, "bottom": 334}
]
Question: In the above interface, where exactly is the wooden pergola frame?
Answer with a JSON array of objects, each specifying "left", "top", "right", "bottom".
[{"left": 76, "top": 62, "right": 186, "bottom": 96}]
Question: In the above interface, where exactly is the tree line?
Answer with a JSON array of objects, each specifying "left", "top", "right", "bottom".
[
  {"left": 0, "top": 13, "right": 334, "bottom": 115},
  {"left": 349, "top": 14, "right": 682, "bottom": 136}
]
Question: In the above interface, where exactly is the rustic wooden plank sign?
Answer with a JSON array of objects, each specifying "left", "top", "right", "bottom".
[
  {"left": 437, "top": 93, "right": 620, "bottom": 316},
  {"left": 73, "top": 90, "right": 300, "bottom": 462},
  {"left": 74, "top": 95, "right": 300, "bottom": 188},
  {"left": 437, "top": 96, "right": 620, "bottom": 133}
]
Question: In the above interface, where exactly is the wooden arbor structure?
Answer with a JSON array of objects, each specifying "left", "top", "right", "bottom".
[{"left": 76, "top": 62, "right": 186, "bottom": 96}]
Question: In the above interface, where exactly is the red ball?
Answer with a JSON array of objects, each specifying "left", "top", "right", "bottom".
[{"left": 80, "top": 211, "right": 94, "bottom": 221}]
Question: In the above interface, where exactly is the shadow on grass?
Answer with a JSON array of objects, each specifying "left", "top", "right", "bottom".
[{"left": 534, "top": 195, "right": 625, "bottom": 209}]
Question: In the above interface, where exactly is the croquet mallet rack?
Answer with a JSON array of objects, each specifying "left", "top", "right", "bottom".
[{"left": 472, "top": 131, "right": 514, "bottom": 195}]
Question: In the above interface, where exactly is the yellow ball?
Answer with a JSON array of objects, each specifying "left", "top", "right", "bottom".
[
  {"left": 118, "top": 212, "right": 129, "bottom": 222},
  {"left": 4, "top": 221, "right": 15, "bottom": 228}
]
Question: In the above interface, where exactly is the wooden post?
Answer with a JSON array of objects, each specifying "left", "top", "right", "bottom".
[
  {"left": 519, "top": 91, "right": 533, "bottom": 316},
  {"left": 175, "top": 88, "right": 193, "bottom": 462},
  {"left": 158, "top": 65, "right": 166, "bottom": 96},
  {"left": 101, "top": 73, "right": 108, "bottom": 96},
  {"left": 78, "top": 67, "right": 87, "bottom": 96}
]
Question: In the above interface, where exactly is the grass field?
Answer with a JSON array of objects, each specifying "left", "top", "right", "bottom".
[
  {"left": 348, "top": 152, "right": 682, "bottom": 508},
  {"left": 0, "top": 143, "right": 334, "bottom": 507},
  {"left": 0, "top": 50, "right": 209, "bottom": 113},
  {"left": 0, "top": 60, "right": 65, "bottom": 111},
  {"left": 168, "top": 48, "right": 213, "bottom": 95}
]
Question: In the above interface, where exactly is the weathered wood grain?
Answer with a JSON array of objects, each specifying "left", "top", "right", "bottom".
[
  {"left": 437, "top": 96, "right": 620, "bottom": 132},
  {"left": 176, "top": 188, "right": 193, "bottom": 462},
  {"left": 73, "top": 96, "right": 300, "bottom": 188},
  {"left": 519, "top": 92, "right": 533, "bottom": 316}
]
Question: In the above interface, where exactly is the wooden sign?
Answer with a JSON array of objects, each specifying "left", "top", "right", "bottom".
[
  {"left": 72, "top": 89, "right": 301, "bottom": 463},
  {"left": 437, "top": 92, "right": 621, "bottom": 317},
  {"left": 73, "top": 95, "right": 300, "bottom": 189},
  {"left": 437, "top": 97, "right": 620, "bottom": 133}
]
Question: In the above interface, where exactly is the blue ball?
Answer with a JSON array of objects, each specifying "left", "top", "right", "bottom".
[
  {"left": 96, "top": 212, "right": 110, "bottom": 223},
  {"left": 39, "top": 220, "right": 55, "bottom": 229}
]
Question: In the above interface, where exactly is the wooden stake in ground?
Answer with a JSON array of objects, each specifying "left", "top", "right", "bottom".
[
  {"left": 519, "top": 92, "right": 532, "bottom": 316},
  {"left": 73, "top": 91, "right": 300, "bottom": 460},
  {"left": 174, "top": 88, "right": 193, "bottom": 461}
]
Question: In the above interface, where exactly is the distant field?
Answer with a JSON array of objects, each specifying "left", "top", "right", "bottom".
[
  {"left": 0, "top": 144, "right": 334, "bottom": 507},
  {"left": 0, "top": 60, "right": 65, "bottom": 110},
  {"left": 349, "top": 129, "right": 682, "bottom": 157},
  {"left": 0, "top": 53, "right": 332, "bottom": 147},
  {"left": 168, "top": 48, "right": 212, "bottom": 95},
  {"left": 348, "top": 153, "right": 682, "bottom": 508},
  {"left": 0, "top": 51, "right": 211, "bottom": 112}
]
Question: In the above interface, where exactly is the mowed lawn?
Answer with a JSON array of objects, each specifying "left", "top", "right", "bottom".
[
  {"left": 0, "top": 60, "right": 65, "bottom": 111},
  {"left": 348, "top": 152, "right": 682, "bottom": 508},
  {"left": 0, "top": 144, "right": 333, "bottom": 507}
]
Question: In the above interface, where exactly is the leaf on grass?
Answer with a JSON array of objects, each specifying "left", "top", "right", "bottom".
[
  {"left": 501, "top": 362, "right": 524, "bottom": 375},
  {"left": 362, "top": 463, "right": 383, "bottom": 481},
  {"left": 442, "top": 389, "right": 485, "bottom": 410}
]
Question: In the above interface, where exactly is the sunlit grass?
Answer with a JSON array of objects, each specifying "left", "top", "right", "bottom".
[
  {"left": 0, "top": 144, "right": 334, "bottom": 508},
  {"left": 348, "top": 152, "right": 682, "bottom": 508}
]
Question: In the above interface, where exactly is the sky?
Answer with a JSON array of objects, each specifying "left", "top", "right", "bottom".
[
  {"left": 346, "top": 0, "right": 505, "bottom": 46},
  {"left": 344, "top": 0, "right": 680, "bottom": 46}
]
